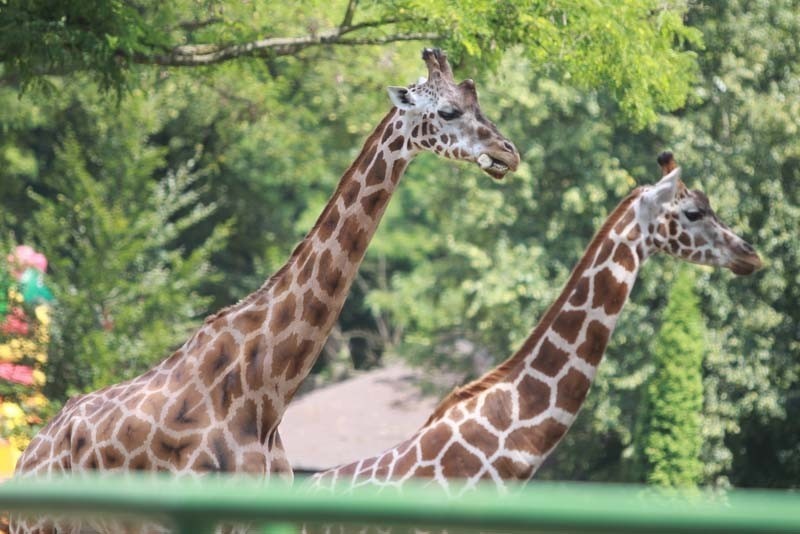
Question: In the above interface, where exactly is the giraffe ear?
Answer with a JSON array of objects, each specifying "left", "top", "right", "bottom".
[
  {"left": 644, "top": 166, "right": 681, "bottom": 206},
  {"left": 387, "top": 86, "right": 417, "bottom": 110}
]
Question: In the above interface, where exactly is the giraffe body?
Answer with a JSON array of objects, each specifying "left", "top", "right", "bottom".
[
  {"left": 311, "top": 154, "right": 762, "bottom": 494},
  {"left": 11, "top": 48, "right": 519, "bottom": 533}
]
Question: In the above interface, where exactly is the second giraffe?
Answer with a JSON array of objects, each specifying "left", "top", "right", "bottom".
[{"left": 311, "top": 152, "right": 762, "bottom": 494}]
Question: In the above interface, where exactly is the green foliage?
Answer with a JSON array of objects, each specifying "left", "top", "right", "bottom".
[
  {"left": 634, "top": 267, "right": 705, "bottom": 487},
  {"left": 0, "top": 0, "right": 796, "bottom": 488},
  {"left": 2, "top": 84, "right": 229, "bottom": 398},
  {"left": 0, "top": 0, "right": 148, "bottom": 92},
  {"left": 0, "top": 0, "right": 700, "bottom": 128}
]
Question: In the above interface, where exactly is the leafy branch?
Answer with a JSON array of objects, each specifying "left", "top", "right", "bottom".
[{"left": 132, "top": 24, "right": 440, "bottom": 67}]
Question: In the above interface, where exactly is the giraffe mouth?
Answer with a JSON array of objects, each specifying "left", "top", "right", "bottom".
[
  {"left": 729, "top": 253, "right": 763, "bottom": 275},
  {"left": 477, "top": 154, "right": 510, "bottom": 180}
]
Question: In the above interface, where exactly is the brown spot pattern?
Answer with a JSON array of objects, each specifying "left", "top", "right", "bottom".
[
  {"left": 166, "top": 385, "right": 209, "bottom": 428},
  {"left": 493, "top": 457, "right": 533, "bottom": 480},
  {"left": 140, "top": 390, "right": 168, "bottom": 419},
  {"left": 318, "top": 250, "right": 344, "bottom": 297},
  {"left": 481, "top": 389, "right": 513, "bottom": 431},
  {"left": 358, "top": 145, "right": 377, "bottom": 174},
  {"left": 556, "top": 368, "right": 591, "bottom": 413},
  {"left": 390, "top": 158, "right": 406, "bottom": 184},
  {"left": 569, "top": 277, "right": 590, "bottom": 307},
  {"left": 576, "top": 320, "right": 610, "bottom": 366},
  {"left": 211, "top": 368, "right": 243, "bottom": 419},
  {"left": 420, "top": 423, "right": 452, "bottom": 461},
  {"left": 393, "top": 445, "right": 419, "bottom": 477},
  {"left": 388, "top": 135, "right": 405, "bottom": 152},
  {"left": 341, "top": 181, "right": 361, "bottom": 207},
  {"left": 297, "top": 250, "right": 317, "bottom": 286},
  {"left": 414, "top": 464, "right": 436, "bottom": 478},
  {"left": 199, "top": 332, "right": 237, "bottom": 387},
  {"left": 613, "top": 209, "right": 634, "bottom": 234},
  {"left": 117, "top": 415, "right": 150, "bottom": 452},
  {"left": 302, "top": 289, "right": 328, "bottom": 328},
  {"left": 552, "top": 310, "right": 586, "bottom": 344},
  {"left": 594, "top": 240, "right": 615, "bottom": 266},
  {"left": 272, "top": 333, "right": 314, "bottom": 380},
  {"left": 259, "top": 399, "right": 279, "bottom": 444},
  {"left": 669, "top": 219, "right": 679, "bottom": 236},
  {"left": 336, "top": 216, "right": 368, "bottom": 263},
  {"left": 152, "top": 428, "right": 200, "bottom": 468},
  {"left": 612, "top": 244, "right": 636, "bottom": 272},
  {"left": 96, "top": 407, "right": 122, "bottom": 439},
  {"left": 230, "top": 399, "right": 259, "bottom": 443},
  {"left": 592, "top": 267, "right": 628, "bottom": 315},
  {"left": 318, "top": 204, "right": 340, "bottom": 242},
  {"left": 374, "top": 451, "right": 393, "bottom": 478},
  {"left": 100, "top": 444, "right": 125, "bottom": 469},
  {"left": 380, "top": 123, "right": 394, "bottom": 144},
  {"left": 531, "top": 338, "right": 570, "bottom": 377},
  {"left": 129, "top": 451, "right": 150, "bottom": 470},
  {"left": 361, "top": 189, "right": 390, "bottom": 219},
  {"left": 269, "top": 293, "right": 297, "bottom": 334},
  {"left": 460, "top": 420, "right": 499, "bottom": 456},
  {"left": 517, "top": 374, "right": 550, "bottom": 419},
  {"left": 506, "top": 417, "right": 568, "bottom": 455},
  {"left": 211, "top": 434, "right": 234, "bottom": 471},
  {"left": 235, "top": 309, "right": 267, "bottom": 334},
  {"left": 243, "top": 334, "right": 267, "bottom": 390},
  {"left": 441, "top": 442, "right": 483, "bottom": 479},
  {"left": 366, "top": 154, "right": 387, "bottom": 186}
]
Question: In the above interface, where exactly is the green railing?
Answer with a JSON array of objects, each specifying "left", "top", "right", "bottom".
[{"left": 1, "top": 474, "right": 798, "bottom": 533}]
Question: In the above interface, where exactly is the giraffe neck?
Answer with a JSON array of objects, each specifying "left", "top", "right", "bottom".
[
  {"left": 311, "top": 190, "right": 649, "bottom": 491},
  {"left": 459, "top": 191, "right": 645, "bottom": 480},
  {"left": 177, "top": 107, "right": 417, "bottom": 447}
]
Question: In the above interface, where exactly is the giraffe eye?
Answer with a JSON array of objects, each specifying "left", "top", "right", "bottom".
[
  {"left": 437, "top": 107, "right": 463, "bottom": 121},
  {"left": 683, "top": 209, "right": 703, "bottom": 222}
]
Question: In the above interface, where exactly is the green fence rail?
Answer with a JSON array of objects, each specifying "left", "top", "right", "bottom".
[{"left": 1, "top": 474, "right": 798, "bottom": 533}]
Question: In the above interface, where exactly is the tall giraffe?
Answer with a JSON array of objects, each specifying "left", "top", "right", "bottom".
[
  {"left": 311, "top": 152, "right": 762, "bottom": 493},
  {"left": 13, "top": 49, "right": 519, "bottom": 487}
]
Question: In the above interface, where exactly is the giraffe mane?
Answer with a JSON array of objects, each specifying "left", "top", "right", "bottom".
[
  {"left": 423, "top": 187, "right": 644, "bottom": 426},
  {"left": 202, "top": 108, "right": 400, "bottom": 325}
]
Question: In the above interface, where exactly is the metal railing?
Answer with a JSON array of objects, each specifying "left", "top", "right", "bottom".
[{"left": 1, "top": 474, "right": 798, "bottom": 533}]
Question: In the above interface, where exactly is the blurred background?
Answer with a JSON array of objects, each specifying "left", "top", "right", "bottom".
[{"left": 0, "top": 0, "right": 797, "bottom": 488}]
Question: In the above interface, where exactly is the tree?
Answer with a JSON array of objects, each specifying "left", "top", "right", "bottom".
[
  {"left": 35, "top": 148, "right": 228, "bottom": 397},
  {"left": 633, "top": 267, "right": 705, "bottom": 487},
  {"left": 0, "top": 0, "right": 701, "bottom": 127},
  {"left": 0, "top": 0, "right": 796, "bottom": 487}
]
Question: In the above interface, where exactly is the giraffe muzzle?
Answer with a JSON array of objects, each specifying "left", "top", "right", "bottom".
[
  {"left": 478, "top": 151, "right": 518, "bottom": 180},
  {"left": 729, "top": 252, "right": 763, "bottom": 275}
]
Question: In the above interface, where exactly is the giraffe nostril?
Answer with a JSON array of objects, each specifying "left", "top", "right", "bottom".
[{"left": 503, "top": 141, "right": 516, "bottom": 154}]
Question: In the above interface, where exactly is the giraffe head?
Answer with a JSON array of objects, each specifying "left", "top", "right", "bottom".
[
  {"left": 639, "top": 152, "right": 763, "bottom": 275},
  {"left": 386, "top": 48, "right": 520, "bottom": 179}
]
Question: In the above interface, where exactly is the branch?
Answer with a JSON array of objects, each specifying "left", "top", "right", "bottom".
[
  {"left": 340, "top": 0, "right": 358, "bottom": 29},
  {"left": 176, "top": 17, "right": 224, "bottom": 32},
  {"left": 338, "top": 16, "right": 420, "bottom": 36},
  {"left": 131, "top": 25, "right": 440, "bottom": 67}
]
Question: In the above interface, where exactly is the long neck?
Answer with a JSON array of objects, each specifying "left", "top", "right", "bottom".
[
  {"left": 184, "top": 108, "right": 416, "bottom": 433},
  {"left": 465, "top": 195, "right": 644, "bottom": 480},
  {"left": 311, "top": 192, "right": 648, "bottom": 491}
]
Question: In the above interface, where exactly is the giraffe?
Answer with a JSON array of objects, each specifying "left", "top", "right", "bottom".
[
  {"left": 310, "top": 152, "right": 762, "bottom": 494},
  {"left": 12, "top": 47, "right": 518, "bottom": 506}
]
